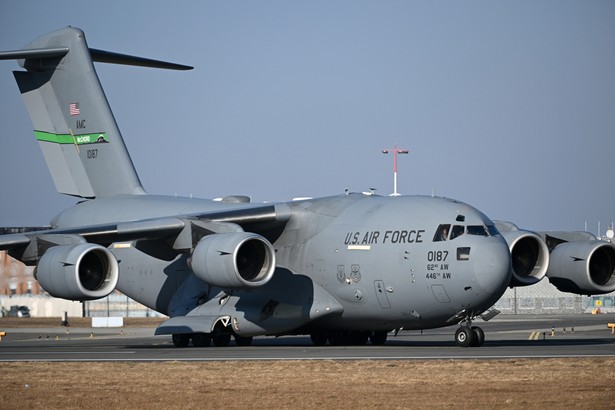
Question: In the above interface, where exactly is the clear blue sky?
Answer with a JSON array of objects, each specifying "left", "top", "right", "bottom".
[{"left": 1, "top": 1, "right": 614, "bottom": 234}]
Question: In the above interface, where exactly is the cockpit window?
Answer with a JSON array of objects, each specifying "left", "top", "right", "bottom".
[
  {"left": 433, "top": 224, "right": 451, "bottom": 242},
  {"left": 434, "top": 223, "right": 497, "bottom": 242},
  {"left": 450, "top": 225, "right": 465, "bottom": 240},
  {"left": 467, "top": 225, "right": 488, "bottom": 236}
]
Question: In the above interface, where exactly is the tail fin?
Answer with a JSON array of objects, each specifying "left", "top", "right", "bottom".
[{"left": 0, "top": 27, "right": 192, "bottom": 199}]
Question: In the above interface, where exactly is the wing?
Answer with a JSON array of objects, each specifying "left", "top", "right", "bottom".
[
  {"left": 0, "top": 203, "right": 291, "bottom": 301},
  {"left": 0, "top": 204, "right": 289, "bottom": 263}
]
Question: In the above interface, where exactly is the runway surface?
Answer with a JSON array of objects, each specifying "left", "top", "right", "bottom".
[{"left": 1, "top": 314, "right": 614, "bottom": 361}]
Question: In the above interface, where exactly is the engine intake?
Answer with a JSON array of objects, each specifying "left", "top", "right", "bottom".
[
  {"left": 35, "top": 243, "right": 119, "bottom": 300},
  {"left": 190, "top": 232, "right": 275, "bottom": 289},
  {"left": 500, "top": 230, "right": 549, "bottom": 286},
  {"left": 547, "top": 240, "right": 615, "bottom": 294}
]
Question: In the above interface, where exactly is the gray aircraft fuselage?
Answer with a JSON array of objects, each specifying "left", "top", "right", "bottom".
[{"left": 53, "top": 192, "right": 511, "bottom": 333}]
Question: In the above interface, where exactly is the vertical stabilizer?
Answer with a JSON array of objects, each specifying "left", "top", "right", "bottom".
[{"left": 0, "top": 27, "right": 192, "bottom": 198}]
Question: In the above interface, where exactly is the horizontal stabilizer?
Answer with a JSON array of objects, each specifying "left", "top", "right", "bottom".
[
  {"left": 0, "top": 47, "right": 68, "bottom": 61},
  {"left": 0, "top": 46, "right": 192, "bottom": 71},
  {"left": 90, "top": 48, "right": 193, "bottom": 70}
]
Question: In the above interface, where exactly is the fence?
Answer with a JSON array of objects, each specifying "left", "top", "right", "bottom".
[{"left": 1, "top": 292, "right": 164, "bottom": 318}]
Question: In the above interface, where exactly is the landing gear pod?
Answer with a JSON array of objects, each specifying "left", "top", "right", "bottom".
[
  {"left": 190, "top": 232, "right": 276, "bottom": 289},
  {"left": 35, "top": 243, "right": 119, "bottom": 300}
]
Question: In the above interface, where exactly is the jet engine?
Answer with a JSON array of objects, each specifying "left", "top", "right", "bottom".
[
  {"left": 547, "top": 240, "right": 615, "bottom": 294},
  {"left": 35, "top": 243, "right": 119, "bottom": 300},
  {"left": 500, "top": 230, "right": 549, "bottom": 286},
  {"left": 190, "top": 232, "right": 275, "bottom": 289}
]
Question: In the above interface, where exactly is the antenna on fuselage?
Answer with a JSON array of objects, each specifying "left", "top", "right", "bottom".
[{"left": 382, "top": 144, "right": 409, "bottom": 196}]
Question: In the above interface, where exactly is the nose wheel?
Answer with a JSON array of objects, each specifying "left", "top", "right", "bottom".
[{"left": 455, "top": 325, "right": 485, "bottom": 347}]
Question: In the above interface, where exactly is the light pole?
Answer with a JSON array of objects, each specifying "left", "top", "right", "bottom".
[{"left": 382, "top": 145, "right": 409, "bottom": 196}]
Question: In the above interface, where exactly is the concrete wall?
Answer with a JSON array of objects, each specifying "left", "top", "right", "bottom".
[
  {"left": 1, "top": 295, "right": 82, "bottom": 317},
  {"left": 0, "top": 293, "right": 164, "bottom": 318}
]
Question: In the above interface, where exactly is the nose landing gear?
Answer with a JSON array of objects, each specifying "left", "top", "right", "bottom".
[
  {"left": 452, "top": 309, "right": 487, "bottom": 347},
  {"left": 454, "top": 325, "right": 485, "bottom": 347}
]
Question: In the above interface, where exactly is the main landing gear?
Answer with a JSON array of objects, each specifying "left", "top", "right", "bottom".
[
  {"left": 309, "top": 330, "right": 389, "bottom": 346},
  {"left": 172, "top": 324, "right": 253, "bottom": 348}
]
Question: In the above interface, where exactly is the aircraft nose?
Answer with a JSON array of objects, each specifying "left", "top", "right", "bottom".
[{"left": 472, "top": 240, "right": 512, "bottom": 297}]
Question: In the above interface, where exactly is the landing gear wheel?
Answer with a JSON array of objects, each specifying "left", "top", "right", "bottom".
[
  {"left": 191, "top": 333, "right": 211, "bottom": 347},
  {"left": 455, "top": 326, "right": 476, "bottom": 347},
  {"left": 172, "top": 333, "right": 190, "bottom": 347},
  {"left": 310, "top": 331, "right": 328, "bottom": 346},
  {"left": 349, "top": 331, "right": 370, "bottom": 346},
  {"left": 370, "top": 331, "right": 388, "bottom": 345},
  {"left": 470, "top": 326, "right": 485, "bottom": 347},
  {"left": 328, "top": 330, "right": 348, "bottom": 346},
  {"left": 212, "top": 327, "right": 232, "bottom": 347},
  {"left": 234, "top": 335, "right": 253, "bottom": 346}
]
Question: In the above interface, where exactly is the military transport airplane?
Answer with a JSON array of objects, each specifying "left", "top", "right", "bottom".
[{"left": 1, "top": 27, "right": 614, "bottom": 348}]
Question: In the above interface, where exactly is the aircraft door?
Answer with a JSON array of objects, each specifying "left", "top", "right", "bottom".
[
  {"left": 431, "top": 284, "right": 451, "bottom": 303},
  {"left": 374, "top": 280, "right": 391, "bottom": 308}
]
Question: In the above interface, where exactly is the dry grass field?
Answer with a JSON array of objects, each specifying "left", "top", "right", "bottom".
[
  {"left": 1, "top": 318, "right": 614, "bottom": 409},
  {"left": 1, "top": 359, "right": 614, "bottom": 409}
]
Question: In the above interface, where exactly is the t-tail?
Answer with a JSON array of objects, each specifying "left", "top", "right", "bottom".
[{"left": 0, "top": 27, "right": 192, "bottom": 199}]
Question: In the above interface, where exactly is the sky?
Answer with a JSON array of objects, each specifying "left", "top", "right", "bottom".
[{"left": 0, "top": 1, "right": 614, "bottom": 234}]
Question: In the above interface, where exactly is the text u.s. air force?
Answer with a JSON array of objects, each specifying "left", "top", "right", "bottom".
[{"left": 344, "top": 229, "right": 426, "bottom": 245}]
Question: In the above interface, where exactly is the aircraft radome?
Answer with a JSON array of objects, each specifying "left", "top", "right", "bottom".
[{"left": 1, "top": 27, "right": 614, "bottom": 348}]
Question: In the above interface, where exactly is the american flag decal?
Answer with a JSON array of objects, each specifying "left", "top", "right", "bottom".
[{"left": 69, "top": 103, "right": 80, "bottom": 116}]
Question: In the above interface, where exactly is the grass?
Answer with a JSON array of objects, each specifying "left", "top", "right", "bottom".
[{"left": 1, "top": 359, "right": 614, "bottom": 409}]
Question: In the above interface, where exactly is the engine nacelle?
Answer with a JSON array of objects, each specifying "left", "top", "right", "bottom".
[
  {"left": 500, "top": 230, "right": 549, "bottom": 286},
  {"left": 547, "top": 240, "right": 615, "bottom": 295},
  {"left": 190, "top": 232, "right": 275, "bottom": 289},
  {"left": 35, "top": 243, "right": 119, "bottom": 300}
]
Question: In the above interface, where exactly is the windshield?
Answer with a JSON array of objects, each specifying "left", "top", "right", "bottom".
[
  {"left": 433, "top": 223, "right": 494, "bottom": 242},
  {"left": 467, "top": 225, "right": 488, "bottom": 236}
]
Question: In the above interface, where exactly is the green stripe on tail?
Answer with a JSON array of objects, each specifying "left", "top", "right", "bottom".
[{"left": 34, "top": 130, "right": 108, "bottom": 145}]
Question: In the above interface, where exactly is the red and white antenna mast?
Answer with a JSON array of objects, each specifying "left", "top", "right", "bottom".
[{"left": 382, "top": 144, "right": 409, "bottom": 196}]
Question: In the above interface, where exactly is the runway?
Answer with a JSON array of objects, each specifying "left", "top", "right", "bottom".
[{"left": 1, "top": 314, "right": 614, "bottom": 361}]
